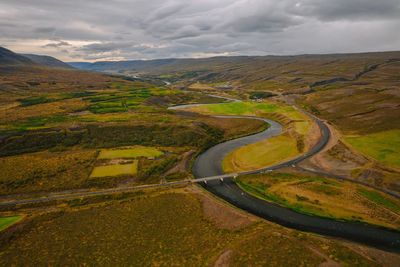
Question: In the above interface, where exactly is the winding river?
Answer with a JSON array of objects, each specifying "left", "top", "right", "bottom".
[{"left": 170, "top": 98, "right": 400, "bottom": 252}]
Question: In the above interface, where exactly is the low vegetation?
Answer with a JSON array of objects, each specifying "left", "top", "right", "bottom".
[
  {"left": 138, "top": 155, "right": 179, "bottom": 183},
  {"left": 0, "top": 150, "right": 97, "bottom": 194},
  {"left": 0, "top": 123, "right": 220, "bottom": 157},
  {"left": 1, "top": 192, "right": 237, "bottom": 265},
  {"left": 0, "top": 190, "right": 382, "bottom": 266},
  {"left": 358, "top": 188, "right": 400, "bottom": 213},
  {"left": 200, "top": 117, "right": 268, "bottom": 140},
  {"left": 249, "top": 91, "right": 276, "bottom": 99},
  {"left": 237, "top": 172, "right": 400, "bottom": 230}
]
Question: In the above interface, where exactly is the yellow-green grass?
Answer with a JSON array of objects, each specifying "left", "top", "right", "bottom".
[
  {"left": 90, "top": 161, "right": 138, "bottom": 178},
  {"left": 344, "top": 130, "right": 400, "bottom": 168},
  {"left": 187, "top": 101, "right": 293, "bottom": 117},
  {"left": 237, "top": 172, "right": 400, "bottom": 230},
  {"left": 186, "top": 101, "right": 311, "bottom": 135},
  {"left": 223, "top": 135, "right": 298, "bottom": 173},
  {"left": 98, "top": 146, "right": 163, "bottom": 159},
  {"left": 294, "top": 120, "right": 311, "bottom": 136},
  {"left": 0, "top": 216, "right": 22, "bottom": 231},
  {"left": 188, "top": 101, "right": 280, "bottom": 115}
]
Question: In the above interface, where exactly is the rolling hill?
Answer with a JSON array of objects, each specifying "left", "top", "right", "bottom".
[
  {"left": 22, "top": 54, "right": 73, "bottom": 69},
  {"left": 0, "top": 46, "right": 73, "bottom": 69},
  {"left": 0, "top": 46, "right": 36, "bottom": 66}
]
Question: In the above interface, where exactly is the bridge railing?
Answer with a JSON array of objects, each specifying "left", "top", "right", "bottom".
[{"left": 191, "top": 173, "right": 238, "bottom": 183}]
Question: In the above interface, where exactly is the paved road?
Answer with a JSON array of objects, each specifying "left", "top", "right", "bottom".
[
  {"left": 191, "top": 111, "right": 400, "bottom": 252},
  {"left": 0, "top": 181, "right": 190, "bottom": 206}
]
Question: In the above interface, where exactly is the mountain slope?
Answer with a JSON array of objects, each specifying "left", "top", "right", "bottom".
[
  {"left": 22, "top": 54, "right": 74, "bottom": 69},
  {"left": 0, "top": 46, "right": 36, "bottom": 66},
  {"left": 67, "top": 52, "right": 400, "bottom": 78}
]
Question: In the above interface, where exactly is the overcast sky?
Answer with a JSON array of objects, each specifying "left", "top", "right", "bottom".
[{"left": 1, "top": 0, "right": 400, "bottom": 61}]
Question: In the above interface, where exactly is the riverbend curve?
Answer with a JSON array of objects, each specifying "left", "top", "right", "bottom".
[{"left": 178, "top": 100, "right": 400, "bottom": 252}]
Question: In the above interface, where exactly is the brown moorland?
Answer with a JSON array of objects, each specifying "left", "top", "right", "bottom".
[{"left": 0, "top": 188, "right": 396, "bottom": 266}]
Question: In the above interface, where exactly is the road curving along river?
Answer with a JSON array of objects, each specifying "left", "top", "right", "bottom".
[{"left": 170, "top": 98, "right": 400, "bottom": 252}]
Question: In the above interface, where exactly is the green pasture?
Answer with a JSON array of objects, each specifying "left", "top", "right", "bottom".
[{"left": 345, "top": 130, "right": 400, "bottom": 168}]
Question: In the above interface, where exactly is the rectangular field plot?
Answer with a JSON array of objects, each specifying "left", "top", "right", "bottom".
[
  {"left": 90, "top": 161, "right": 138, "bottom": 178},
  {"left": 98, "top": 146, "right": 163, "bottom": 159}
]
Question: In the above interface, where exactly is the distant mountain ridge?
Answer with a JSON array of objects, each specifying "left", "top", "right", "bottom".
[
  {"left": 67, "top": 51, "right": 400, "bottom": 75},
  {"left": 68, "top": 58, "right": 177, "bottom": 72},
  {"left": 0, "top": 46, "right": 73, "bottom": 69}
]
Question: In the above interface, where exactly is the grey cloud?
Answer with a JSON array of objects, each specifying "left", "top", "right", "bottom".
[
  {"left": 219, "top": 1, "right": 301, "bottom": 33},
  {"left": 164, "top": 25, "right": 204, "bottom": 40},
  {"left": 79, "top": 42, "right": 136, "bottom": 53},
  {"left": 34, "top": 27, "right": 56, "bottom": 33},
  {"left": 0, "top": 22, "right": 18, "bottom": 28},
  {"left": 143, "top": 1, "right": 187, "bottom": 25},
  {"left": 290, "top": 0, "right": 400, "bottom": 21},
  {"left": 0, "top": 0, "right": 399, "bottom": 61},
  {"left": 43, "top": 41, "right": 71, "bottom": 48},
  {"left": 226, "top": 13, "right": 298, "bottom": 33}
]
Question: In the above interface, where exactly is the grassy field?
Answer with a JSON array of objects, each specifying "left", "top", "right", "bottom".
[
  {"left": 188, "top": 101, "right": 282, "bottom": 116},
  {"left": 90, "top": 161, "right": 138, "bottom": 178},
  {"left": 0, "top": 216, "right": 22, "bottom": 231},
  {"left": 0, "top": 190, "right": 381, "bottom": 266},
  {"left": 98, "top": 146, "right": 163, "bottom": 159},
  {"left": 237, "top": 172, "right": 400, "bottom": 230},
  {"left": 223, "top": 135, "right": 298, "bottom": 172},
  {"left": 345, "top": 130, "right": 400, "bottom": 168},
  {"left": 198, "top": 102, "right": 280, "bottom": 115},
  {"left": 185, "top": 101, "right": 311, "bottom": 134}
]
